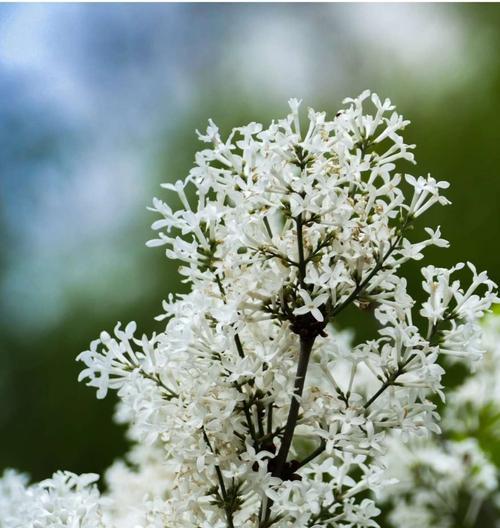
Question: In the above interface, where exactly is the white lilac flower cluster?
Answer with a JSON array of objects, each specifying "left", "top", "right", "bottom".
[
  {"left": 380, "top": 313, "right": 500, "bottom": 528},
  {"left": 0, "top": 470, "right": 105, "bottom": 527},
  {"left": 0, "top": 91, "right": 498, "bottom": 528},
  {"left": 380, "top": 437, "right": 497, "bottom": 528}
]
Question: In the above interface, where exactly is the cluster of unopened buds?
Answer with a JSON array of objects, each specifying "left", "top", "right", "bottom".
[{"left": 1, "top": 91, "right": 498, "bottom": 528}]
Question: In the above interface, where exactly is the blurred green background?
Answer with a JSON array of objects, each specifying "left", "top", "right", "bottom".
[{"left": 0, "top": 3, "right": 499, "bottom": 482}]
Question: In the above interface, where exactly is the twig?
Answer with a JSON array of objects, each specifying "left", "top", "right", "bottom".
[{"left": 202, "top": 427, "right": 235, "bottom": 528}]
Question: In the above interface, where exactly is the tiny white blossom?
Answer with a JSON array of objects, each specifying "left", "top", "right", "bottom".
[{"left": 293, "top": 290, "right": 329, "bottom": 322}]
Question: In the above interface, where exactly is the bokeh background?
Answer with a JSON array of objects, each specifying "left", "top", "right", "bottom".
[{"left": 0, "top": 3, "right": 499, "bottom": 482}]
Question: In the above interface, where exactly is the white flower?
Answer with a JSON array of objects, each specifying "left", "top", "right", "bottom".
[
  {"left": 293, "top": 290, "right": 329, "bottom": 322},
  {"left": 0, "top": 471, "right": 107, "bottom": 528},
  {"left": 3, "top": 91, "right": 497, "bottom": 528}
]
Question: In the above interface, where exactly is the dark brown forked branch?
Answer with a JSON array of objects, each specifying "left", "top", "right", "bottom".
[{"left": 271, "top": 335, "right": 316, "bottom": 478}]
